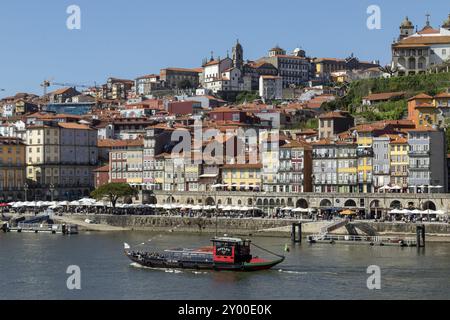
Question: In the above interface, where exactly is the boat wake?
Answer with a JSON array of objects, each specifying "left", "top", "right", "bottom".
[
  {"left": 129, "top": 262, "right": 183, "bottom": 274},
  {"left": 278, "top": 269, "right": 308, "bottom": 275}
]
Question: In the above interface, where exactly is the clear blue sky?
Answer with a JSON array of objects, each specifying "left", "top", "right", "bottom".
[{"left": 1, "top": 0, "right": 449, "bottom": 97}]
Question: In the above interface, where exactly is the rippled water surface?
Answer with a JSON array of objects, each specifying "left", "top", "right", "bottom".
[{"left": 1, "top": 232, "right": 449, "bottom": 300}]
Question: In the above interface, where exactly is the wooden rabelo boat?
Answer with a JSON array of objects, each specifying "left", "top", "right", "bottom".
[{"left": 124, "top": 236, "right": 285, "bottom": 272}]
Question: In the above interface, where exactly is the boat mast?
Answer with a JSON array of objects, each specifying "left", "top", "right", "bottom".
[{"left": 215, "top": 191, "right": 218, "bottom": 237}]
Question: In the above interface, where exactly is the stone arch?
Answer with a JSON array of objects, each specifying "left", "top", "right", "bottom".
[
  {"left": 263, "top": 199, "right": 268, "bottom": 206},
  {"left": 344, "top": 199, "right": 357, "bottom": 207},
  {"left": 370, "top": 200, "right": 380, "bottom": 208},
  {"left": 296, "top": 198, "right": 308, "bottom": 209},
  {"left": 281, "top": 199, "right": 286, "bottom": 206},
  {"left": 422, "top": 201, "right": 436, "bottom": 211},
  {"left": 418, "top": 56, "right": 426, "bottom": 70},
  {"left": 205, "top": 197, "right": 215, "bottom": 206},
  {"left": 319, "top": 199, "right": 332, "bottom": 208},
  {"left": 186, "top": 197, "right": 195, "bottom": 205},
  {"left": 407, "top": 201, "right": 415, "bottom": 209},
  {"left": 247, "top": 198, "right": 253, "bottom": 206},
  {"left": 269, "top": 199, "right": 275, "bottom": 207},
  {"left": 238, "top": 199, "right": 242, "bottom": 205},
  {"left": 167, "top": 196, "right": 175, "bottom": 203},
  {"left": 276, "top": 199, "right": 280, "bottom": 206},
  {"left": 390, "top": 200, "right": 402, "bottom": 209},
  {"left": 257, "top": 199, "right": 263, "bottom": 206},
  {"left": 217, "top": 199, "right": 222, "bottom": 205},
  {"left": 408, "top": 57, "right": 416, "bottom": 70},
  {"left": 227, "top": 198, "right": 232, "bottom": 205}
]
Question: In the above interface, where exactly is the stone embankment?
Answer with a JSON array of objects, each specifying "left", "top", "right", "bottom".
[{"left": 54, "top": 214, "right": 450, "bottom": 241}]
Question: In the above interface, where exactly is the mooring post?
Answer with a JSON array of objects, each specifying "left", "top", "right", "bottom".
[
  {"left": 421, "top": 225, "right": 426, "bottom": 248},
  {"left": 297, "top": 223, "right": 302, "bottom": 244},
  {"left": 416, "top": 225, "right": 426, "bottom": 248},
  {"left": 291, "top": 223, "right": 297, "bottom": 243},
  {"left": 291, "top": 223, "right": 302, "bottom": 243}
]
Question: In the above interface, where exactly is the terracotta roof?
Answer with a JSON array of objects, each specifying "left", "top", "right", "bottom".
[
  {"left": 50, "top": 87, "right": 74, "bottom": 95},
  {"left": 434, "top": 92, "right": 450, "bottom": 98},
  {"left": 394, "top": 35, "right": 450, "bottom": 47},
  {"left": 162, "top": 67, "right": 202, "bottom": 73},
  {"left": 98, "top": 139, "right": 143, "bottom": 148},
  {"left": 409, "top": 93, "right": 433, "bottom": 100},
  {"left": 390, "top": 137, "right": 408, "bottom": 144},
  {"left": 417, "top": 26, "right": 440, "bottom": 35},
  {"left": 136, "top": 74, "right": 160, "bottom": 79},
  {"left": 280, "top": 140, "right": 310, "bottom": 149},
  {"left": 58, "top": 123, "right": 93, "bottom": 130},
  {"left": 363, "top": 91, "right": 405, "bottom": 101},
  {"left": 319, "top": 111, "right": 350, "bottom": 119}
]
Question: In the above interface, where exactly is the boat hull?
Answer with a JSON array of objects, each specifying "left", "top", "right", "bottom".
[{"left": 125, "top": 252, "right": 284, "bottom": 272}]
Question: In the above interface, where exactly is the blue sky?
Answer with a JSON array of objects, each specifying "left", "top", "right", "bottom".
[{"left": 0, "top": 0, "right": 449, "bottom": 97}]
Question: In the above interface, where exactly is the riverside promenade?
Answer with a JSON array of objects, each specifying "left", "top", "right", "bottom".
[
  {"left": 147, "top": 191, "right": 450, "bottom": 216},
  {"left": 53, "top": 214, "right": 450, "bottom": 241}
]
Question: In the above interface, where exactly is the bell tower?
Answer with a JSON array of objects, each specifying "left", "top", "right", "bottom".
[
  {"left": 232, "top": 39, "right": 244, "bottom": 70},
  {"left": 399, "top": 16, "right": 414, "bottom": 40}
]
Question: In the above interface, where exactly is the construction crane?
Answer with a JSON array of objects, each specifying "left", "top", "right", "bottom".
[{"left": 40, "top": 79, "right": 98, "bottom": 96}]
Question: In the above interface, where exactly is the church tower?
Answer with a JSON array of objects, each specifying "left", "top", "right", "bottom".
[
  {"left": 442, "top": 14, "right": 450, "bottom": 31},
  {"left": 399, "top": 16, "right": 414, "bottom": 40},
  {"left": 232, "top": 39, "right": 244, "bottom": 70}
]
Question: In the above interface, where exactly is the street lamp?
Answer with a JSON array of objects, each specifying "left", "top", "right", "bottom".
[
  {"left": 50, "top": 184, "right": 55, "bottom": 201},
  {"left": 24, "top": 183, "right": 29, "bottom": 202}
]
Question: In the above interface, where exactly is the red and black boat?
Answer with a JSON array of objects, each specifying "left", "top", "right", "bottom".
[{"left": 124, "top": 237, "right": 285, "bottom": 272}]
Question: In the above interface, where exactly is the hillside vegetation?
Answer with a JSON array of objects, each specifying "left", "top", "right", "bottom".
[{"left": 323, "top": 72, "right": 450, "bottom": 122}]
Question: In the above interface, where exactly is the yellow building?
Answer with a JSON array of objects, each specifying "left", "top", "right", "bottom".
[
  {"left": 355, "top": 128, "right": 374, "bottom": 193},
  {"left": 222, "top": 163, "right": 262, "bottom": 191},
  {"left": 0, "top": 137, "right": 26, "bottom": 201},
  {"left": 126, "top": 148, "right": 144, "bottom": 185},
  {"left": 26, "top": 125, "right": 60, "bottom": 184},
  {"left": 389, "top": 137, "right": 409, "bottom": 191},
  {"left": 336, "top": 141, "right": 358, "bottom": 193}
]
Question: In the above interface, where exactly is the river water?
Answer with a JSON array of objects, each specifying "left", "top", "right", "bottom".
[{"left": 0, "top": 231, "right": 449, "bottom": 300}]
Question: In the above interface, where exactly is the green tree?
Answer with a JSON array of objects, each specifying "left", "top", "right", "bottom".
[
  {"left": 236, "top": 91, "right": 259, "bottom": 104},
  {"left": 91, "top": 183, "right": 138, "bottom": 208}
]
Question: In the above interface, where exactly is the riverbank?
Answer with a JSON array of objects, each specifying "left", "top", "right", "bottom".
[{"left": 52, "top": 214, "right": 450, "bottom": 242}]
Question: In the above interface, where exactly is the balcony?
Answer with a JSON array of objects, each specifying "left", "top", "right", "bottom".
[
  {"left": 408, "top": 150, "right": 430, "bottom": 156},
  {"left": 409, "top": 165, "right": 430, "bottom": 171},
  {"left": 356, "top": 148, "right": 374, "bottom": 157}
]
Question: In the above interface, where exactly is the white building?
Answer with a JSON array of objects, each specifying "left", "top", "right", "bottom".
[
  {"left": 392, "top": 15, "right": 450, "bottom": 75},
  {"left": 259, "top": 75, "right": 282, "bottom": 101},
  {"left": 0, "top": 120, "right": 26, "bottom": 140}
]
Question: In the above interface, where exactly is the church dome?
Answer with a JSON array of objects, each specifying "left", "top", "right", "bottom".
[
  {"left": 400, "top": 16, "right": 413, "bottom": 28},
  {"left": 443, "top": 14, "right": 450, "bottom": 28}
]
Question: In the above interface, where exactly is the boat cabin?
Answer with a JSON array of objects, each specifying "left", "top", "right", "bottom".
[{"left": 211, "top": 237, "right": 252, "bottom": 264}]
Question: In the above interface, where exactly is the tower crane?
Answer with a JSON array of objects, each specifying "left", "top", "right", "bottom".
[{"left": 40, "top": 79, "right": 99, "bottom": 96}]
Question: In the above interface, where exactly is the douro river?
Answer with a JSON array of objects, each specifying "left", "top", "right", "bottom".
[{"left": 1, "top": 231, "right": 449, "bottom": 299}]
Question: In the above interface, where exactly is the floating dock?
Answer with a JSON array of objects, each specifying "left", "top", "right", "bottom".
[
  {"left": 2, "top": 222, "right": 78, "bottom": 235},
  {"left": 306, "top": 222, "right": 426, "bottom": 247},
  {"left": 307, "top": 233, "right": 418, "bottom": 247}
]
